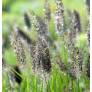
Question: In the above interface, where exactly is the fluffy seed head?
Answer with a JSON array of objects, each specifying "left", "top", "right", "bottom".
[
  {"left": 54, "top": 0, "right": 64, "bottom": 35},
  {"left": 10, "top": 26, "right": 26, "bottom": 65}
]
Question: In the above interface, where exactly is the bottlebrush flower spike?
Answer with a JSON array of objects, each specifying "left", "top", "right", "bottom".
[
  {"left": 44, "top": 0, "right": 51, "bottom": 37},
  {"left": 32, "top": 37, "right": 51, "bottom": 82},
  {"left": 86, "top": 0, "right": 90, "bottom": 12},
  {"left": 57, "top": 58, "right": 80, "bottom": 79},
  {"left": 68, "top": 62, "right": 80, "bottom": 79},
  {"left": 86, "top": 54, "right": 90, "bottom": 78},
  {"left": 68, "top": 44, "right": 83, "bottom": 72},
  {"left": 44, "top": 0, "right": 51, "bottom": 22},
  {"left": 54, "top": 0, "right": 64, "bottom": 35},
  {"left": 32, "top": 37, "right": 51, "bottom": 72},
  {"left": 32, "top": 14, "right": 49, "bottom": 39},
  {"left": 10, "top": 26, "right": 26, "bottom": 65},
  {"left": 66, "top": 10, "right": 81, "bottom": 46},
  {"left": 72, "top": 10, "right": 81, "bottom": 33},
  {"left": 24, "top": 12, "right": 31, "bottom": 29}
]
